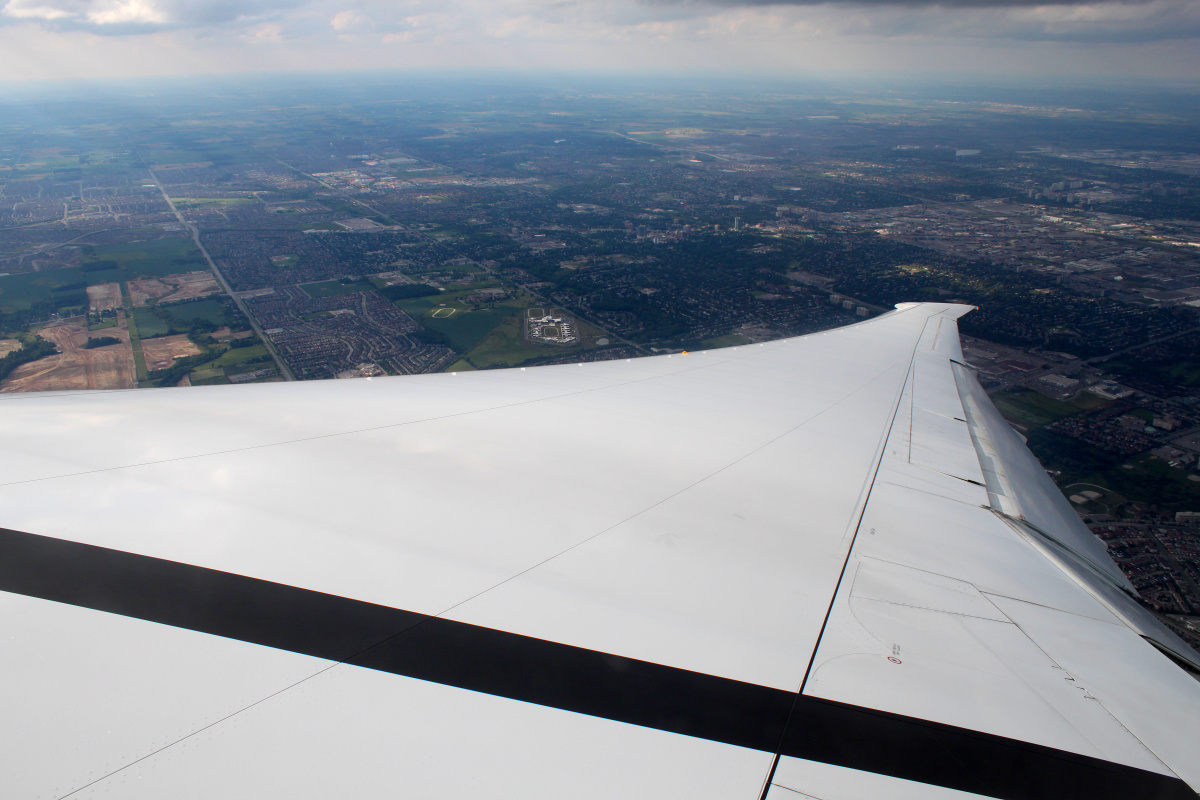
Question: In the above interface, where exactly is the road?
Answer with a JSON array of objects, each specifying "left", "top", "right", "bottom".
[
  {"left": 146, "top": 168, "right": 296, "bottom": 381},
  {"left": 1083, "top": 325, "right": 1200, "bottom": 365}
]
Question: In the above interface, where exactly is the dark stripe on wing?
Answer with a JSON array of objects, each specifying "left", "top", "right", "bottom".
[{"left": 0, "top": 527, "right": 1193, "bottom": 800}]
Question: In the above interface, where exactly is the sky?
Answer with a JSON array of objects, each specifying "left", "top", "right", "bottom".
[{"left": 0, "top": 0, "right": 1197, "bottom": 86}]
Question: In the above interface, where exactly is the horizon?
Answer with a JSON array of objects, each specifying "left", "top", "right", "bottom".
[
  {"left": 1, "top": 67, "right": 1199, "bottom": 104},
  {"left": 0, "top": 0, "right": 1198, "bottom": 88}
]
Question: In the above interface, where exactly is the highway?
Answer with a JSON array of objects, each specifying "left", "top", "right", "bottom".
[{"left": 146, "top": 168, "right": 296, "bottom": 381}]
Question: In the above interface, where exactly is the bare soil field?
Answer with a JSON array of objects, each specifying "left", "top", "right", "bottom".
[
  {"left": 141, "top": 334, "right": 201, "bottom": 371},
  {"left": 129, "top": 271, "right": 221, "bottom": 306},
  {"left": 86, "top": 282, "right": 122, "bottom": 312},
  {"left": 1, "top": 320, "right": 136, "bottom": 392},
  {"left": 0, "top": 339, "right": 22, "bottom": 356},
  {"left": 127, "top": 277, "right": 170, "bottom": 306}
]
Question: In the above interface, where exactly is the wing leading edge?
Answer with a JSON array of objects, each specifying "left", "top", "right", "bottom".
[{"left": 0, "top": 302, "right": 1196, "bottom": 800}]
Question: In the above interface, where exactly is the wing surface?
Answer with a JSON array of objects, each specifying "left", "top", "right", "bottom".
[{"left": 0, "top": 302, "right": 1196, "bottom": 800}]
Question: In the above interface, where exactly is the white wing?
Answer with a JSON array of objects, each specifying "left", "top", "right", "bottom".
[{"left": 1, "top": 302, "right": 1196, "bottom": 800}]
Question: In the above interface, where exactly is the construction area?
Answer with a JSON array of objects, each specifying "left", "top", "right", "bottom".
[
  {"left": 0, "top": 320, "right": 136, "bottom": 392},
  {"left": 128, "top": 271, "right": 221, "bottom": 307},
  {"left": 140, "top": 334, "right": 202, "bottom": 371}
]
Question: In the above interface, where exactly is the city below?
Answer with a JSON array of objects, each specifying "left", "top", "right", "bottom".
[{"left": 1, "top": 77, "right": 1198, "bottom": 648}]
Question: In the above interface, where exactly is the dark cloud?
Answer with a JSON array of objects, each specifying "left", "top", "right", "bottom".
[
  {"left": 684, "top": 0, "right": 1151, "bottom": 6},
  {"left": 641, "top": 0, "right": 1200, "bottom": 42}
]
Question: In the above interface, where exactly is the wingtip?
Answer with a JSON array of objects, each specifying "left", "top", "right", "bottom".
[{"left": 894, "top": 301, "right": 976, "bottom": 317}]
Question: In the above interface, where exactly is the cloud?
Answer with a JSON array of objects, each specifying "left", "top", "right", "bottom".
[
  {"left": 242, "top": 19, "right": 282, "bottom": 40},
  {"left": 3, "top": 0, "right": 1196, "bottom": 43},
  {"left": 997, "top": 0, "right": 1200, "bottom": 41},
  {"left": 87, "top": 0, "right": 165, "bottom": 24},
  {"left": 2, "top": 0, "right": 77, "bottom": 20},
  {"left": 329, "top": 8, "right": 361, "bottom": 29},
  {"left": 0, "top": 0, "right": 303, "bottom": 31}
]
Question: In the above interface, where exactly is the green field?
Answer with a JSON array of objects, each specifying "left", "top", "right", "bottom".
[
  {"left": 82, "top": 238, "right": 207, "bottom": 277},
  {"left": 132, "top": 298, "right": 232, "bottom": 338},
  {"left": 459, "top": 315, "right": 542, "bottom": 368},
  {"left": 16, "top": 155, "right": 83, "bottom": 170},
  {"left": 223, "top": 361, "right": 273, "bottom": 379},
  {"left": 989, "top": 389, "right": 1082, "bottom": 430},
  {"left": 189, "top": 368, "right": 229, "bottom": 386},
  {"left": 209, "top": 344, "right": 268, "bottom": 367},
  {"left": 171, "top": 197, "right": 256, "bottom": 209},
  {"left": 1060, "top": 482, "right": 1127, "bottom": 515},
  {"left": 425, "top": 307, "right": 518, "bottom": 351},
  {"left": 131, "top": 307, "right": 173, "bottom": 338},
  {"left": 0, "top": 237, "right": 204, "bottom": 314},
  {"left": 396, "top": 295, "right": 454, "bottom": 317},
  {"left": 1026, "top": 428, "right": 1200, "bottom": 516},
  {"left": 121, "top": 286, "right": 149, "bottom": 382},
  {"left": 300, "top": 279, "right": 374, "bottom": 298},
  {"left": 1070, "top": 458, "right": 1200, "bottom": 517},
  {"left": 0, "top": 272, "right": 86, "bottom": 314},
  {"left": 699, "top": 334, "right": 749, "bottom": 349},
  {"left": 459, "top": 312, "right": 603, "bottom": 369},
  {"left": 398, "top": 290, "right": 528, "bottom": 354},
  {"left": 0, "top": 239, "right": 204, "bottom": 316},
  {"left": 159, "top": 298, "right": 231, "bottom": 327}
]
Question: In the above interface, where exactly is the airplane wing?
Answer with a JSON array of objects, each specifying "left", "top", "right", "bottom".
[{"left": 1, "top": 301, "right": 1197, "bottom": 800}]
